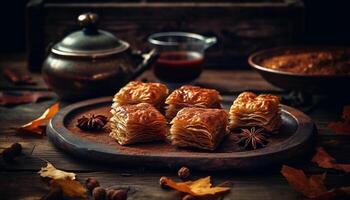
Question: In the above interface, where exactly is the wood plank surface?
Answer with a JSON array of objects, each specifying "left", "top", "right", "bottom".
[{"left": 1, "top": 54, "right": 350, "bottom": 200}]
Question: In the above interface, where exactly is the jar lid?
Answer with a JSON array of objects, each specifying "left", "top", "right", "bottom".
[{"left": 51, "top": 13, "right": 129, "bottom": 57}]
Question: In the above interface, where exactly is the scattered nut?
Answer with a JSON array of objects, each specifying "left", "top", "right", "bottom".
[
  {"left": 92, "top": 186, "right": 106, "bottom": 200},
  {"left": 86, "top": 178, "right": 100, "bottom": 191},
  {"left": 10, "top": 143, "right": 22, "bottom": 156},
  {"left": 111, "top": 189, "right": 127, "bottom": 200},
  {"left": 182, "top": 194, "right": 196, "bottom": 200},
  {"left": 106, "top": 189, "right": 116, "bottom": 200},
  {"left": 178, "top": 167, "right": 190, "bottom": 180},
  {"left": 159, "top": 176, "right": 170, "bottom": 189},
  {"left": 42, "top": 187, "right": 63, "bottom": 200}
]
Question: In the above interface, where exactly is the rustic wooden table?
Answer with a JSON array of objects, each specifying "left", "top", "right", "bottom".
[{"left": 0, "top": 55, "right": 349, "bottom": 200}]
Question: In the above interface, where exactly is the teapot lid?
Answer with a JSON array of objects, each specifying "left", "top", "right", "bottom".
[{"left": 52, "top": 13, "right": 129, "bottom": 57}]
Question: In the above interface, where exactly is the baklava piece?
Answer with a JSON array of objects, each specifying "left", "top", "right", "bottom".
[
  {"left": 169, "top": 107, "right": 228, "bottom": 151},
  {"left": 112, "top": 81, "right": 168, "bottom": 110},
  {"left": 165, "top": 85, "right": 222, "bottom": 120},
  {"left": 110, "top": 103, "right": 167, "bottom": 145},
  {"left": 229, "top": 92, "right": 281, "bottom": 132}
]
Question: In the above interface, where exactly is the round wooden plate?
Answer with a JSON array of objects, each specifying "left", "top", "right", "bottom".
[{"left": 47, "top": 96, "right": 315, "bottom": 171}]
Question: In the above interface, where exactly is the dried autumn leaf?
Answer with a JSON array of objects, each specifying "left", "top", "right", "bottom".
[
  {"left": 0, "top": 91, "right": 53, "bottom": 106},
  {"left": 50, "top": 179, "right": 87, "bottom": 198},
  {"left": 312, "top": 147, "right": 350, "bottom": 173},
  {"left": 328, "top": 122, "right": 350, "bottom": 134},
  {"left": 312, "top": 186, "right": 350, "bottom": 200},
  {"left": 281, "top": 165, "right": 350, "bottom": 200},
  {"left": 163, "top": 176, "right": 230, "bottom": 197},
  {"left": 38, "top": 162, "right": 76, "bottom": 180},
  {"left": 3, "top": 68, "right": 36, "bottom": 85},
  {"left": 281, "top": 165, "right": 327, "bottom": 198},
  {"left": 18, "top": 103, "right": 59, "bottom": 135},
  {"left": 328, "top": 105, "right": 350, "bottom": 134}
]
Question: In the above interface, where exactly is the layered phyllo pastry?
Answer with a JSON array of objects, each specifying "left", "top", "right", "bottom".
[
  {"left": 165, "top": 85, "right": 222, "bottom": 120},
  {"left": 229, "top": 92, "right": 281, "bottom": 132},
  {"left": 110, "top": 103, "right": 168, "bottom": 145},
  {"left": 112, "top": 81, "right": 168, "bottom": 110},
  {"left": 169, "top": 107, "right": 228, "bottom": 151}
]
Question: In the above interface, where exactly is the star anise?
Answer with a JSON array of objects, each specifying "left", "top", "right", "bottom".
[
  {"left": 76, "top": 114, "right": 108, "bottom": 131},
  {"left": 236, "top": 127, "right": 268, "bottom": 150}
]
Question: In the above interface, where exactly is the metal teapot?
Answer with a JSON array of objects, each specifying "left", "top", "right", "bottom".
[{"left": 42, "top": 13, "right": 157, "bottom": 101}]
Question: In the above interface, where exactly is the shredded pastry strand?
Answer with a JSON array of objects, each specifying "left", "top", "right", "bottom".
[
  {"left": 113, "top": 81, "right": 169, "bottom": 110},
  {"left": 169, "top": 107, "right": 228, "bottom": 151},
  {"left": 110, "top": 103, "right": 168, "bottom": 145},
  {"left": 165, "top": 85, "right": 222, "bottom": 120},
  {"left": 229, "top": 92, "right": 281, "bottom": 132}
]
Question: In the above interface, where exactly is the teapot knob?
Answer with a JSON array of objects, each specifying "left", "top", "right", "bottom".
[{"left": 78, "top": 12, "right": 99, "bottom": 34}]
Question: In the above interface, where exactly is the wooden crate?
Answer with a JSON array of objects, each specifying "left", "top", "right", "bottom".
[{"left": 26, "top": 0, "right": 304, "bottom": 71}]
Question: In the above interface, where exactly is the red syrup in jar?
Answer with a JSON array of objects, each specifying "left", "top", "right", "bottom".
[{"left": 153, "top": 51, "right": 204, "bottom": 83}]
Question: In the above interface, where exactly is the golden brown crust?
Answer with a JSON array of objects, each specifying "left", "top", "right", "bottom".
[
  {"left": 165, "top": 85, "right": 222, "bottom": 120},
  {"left": 110, "top": 103, "right": 168, "bottom": 145},
  {"left": 169, "top": 107, "right": 228, "bottom": 151},
  {"left": 229, "top": 92, "right": 281, "bottom": 132},
  {"left": 113, "top": 81, "right": 169, "bottom": 109}
]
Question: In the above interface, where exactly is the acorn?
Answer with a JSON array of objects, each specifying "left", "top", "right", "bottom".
[
  {"left": 178, "top": 167, "right": 190, "bottom": 180},
  {"left": 85, "top": 178, "right": 100, "bottom": 192},
  {"left": 106, "top": 189, "right": 116, "bottom": 200},
  {"left": 92, "top": 187, "right": 106, "bottom": 200},
  {"left": 111, "top": 189, "right": 127, "bottom": 200}
]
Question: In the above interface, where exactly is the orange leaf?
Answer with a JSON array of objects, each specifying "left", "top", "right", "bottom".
[
  {"left": 281, "top": 165, "right": 350, "bottom": 200},
  {"left": 163, "top": 176, "right": 230, "bottom": 197},
  {"left": 0, "top": 91, "right": 53, "bottom": 106},
  {"left": 328, "top": 105, "right": 350, "bottom": 134},
  {"left": 50, "top": 179, "right": 87, "bottom": 198},
  {"left": 328, "top": 122, "right": 350, "bottom": 134},
  {"left": 311, "top": 186, "right": 350, "bottom": 200},
  {"left": 281, "top": 165, "right": 327, "bottom": 198},
  {"left": 312, "top": 147, "right": 350, "bottom": 173},
  {"left": 3, "top": 67, "right": 36, "bottom": 85},
  {"left": 18, "top": 103, "right": 59, "bottom": 136}
]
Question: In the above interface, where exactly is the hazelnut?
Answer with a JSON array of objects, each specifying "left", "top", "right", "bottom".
[
  {"left": 111, "top": 189, "right": 127, "bottom": 200},
  {"left": 85, "top": 178, "right": 100, "bottom": 191},
  {"left": 92, "top": 187, "right": 106, "bottom": 200},
  {"left": 42, "top": 187, "right": 63, "bottom": 200},
  {"left": 182, "top": 194, "right": 196, "bottom": 200},
  {"left": 159, "top": 176, "right": 170, "bottom": 189},
  {"left": 106, "top": 189, "right": 116, "bottom": 200},
  {"left": 10, "top": 143, "right": 22, "bottom": 156},
  {"left": 2, "top": 148, "right": 15, "bottom": 162},
  {"left": 178, "top": 167, "right": 190, "bottom": 180}
]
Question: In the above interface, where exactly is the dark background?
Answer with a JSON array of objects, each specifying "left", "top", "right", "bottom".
[{"left": 1, "top": 0, "right": 349, "bottom": 53}]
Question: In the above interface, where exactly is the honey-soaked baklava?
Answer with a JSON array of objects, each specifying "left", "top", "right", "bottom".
[
  {"left": 165, "top": 85, "right": 222, "bottom": 120},
  {"left": 112, "top": 81, "right": 168, "bottom": 110},
  {"left": 169, "top": 107, "right": 228, "bottom": 151},
  {"left": 110, "top": 103, "right": 168, "bottom": 145},
  {"left": 229, "top": 92, "right": 281, "bottom": 132}
]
